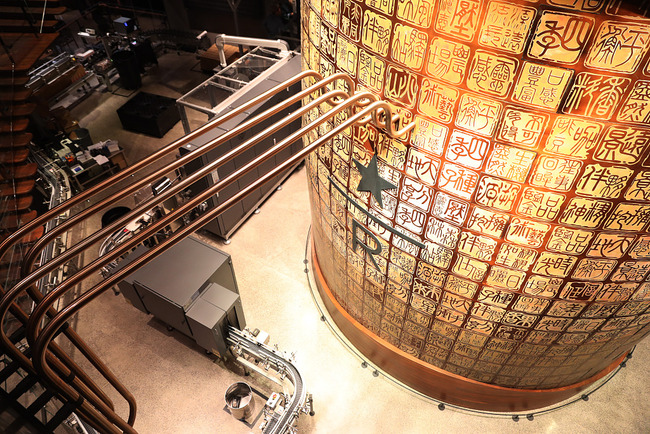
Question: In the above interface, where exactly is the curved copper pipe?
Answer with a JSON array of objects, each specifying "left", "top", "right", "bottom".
[
  {"left": 0, "top": 303, "right": 120, "bottom": 432},
  {"left": 9, "top": 64, "right": 409, "bottom": 431},
  {"left": 21, "top": 72, "right": 355, "bottom": 276},
  {"left": 32, "top": 101, "right": 400, "bottom": 396},
  {"left": 16, "top": 90, "right": 349, "bottom": 309},
  {"left": 27, "top": 93, "right": 376, "bottom": 434},
  {"left": 0, "top": 70, "right": 326, "bottom": 429},
  {"left": 0, "top": 71, "right": 354, "bottom": 429},
  {"left": 1, "top": 294, "right": 115, "bottom": 408},
  {"left": 0, "top": 70, "right": 330, "bottom": 263},
  {"left": 1, "top": 88, "right": 350, "bottom": 426},
  {"left": 28, "top": 91, "right": 374, "bottom": 333}
]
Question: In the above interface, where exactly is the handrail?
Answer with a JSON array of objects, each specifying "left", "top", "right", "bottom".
[
  {"left": 30, "top": 97, "right": 405, "bottom": 430},
  {"left": 0, "top": 70, "right": 331, "bottom": 259},
  {"left": 0, "top": 69, "right": 333, "bottom": 431},
  {"left": 0, "top": 69, "right": 413, "bottom": 432},
  {"left": 214, "top": 34, "right": 291, "bottom": 66}
]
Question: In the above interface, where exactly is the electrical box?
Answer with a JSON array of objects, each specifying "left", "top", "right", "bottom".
[
  {"left": 113, "top": 17, "right": 135, "bottom": 35},
  {"left": 115, "top": 236, "right": 245, "bottom": 357}
]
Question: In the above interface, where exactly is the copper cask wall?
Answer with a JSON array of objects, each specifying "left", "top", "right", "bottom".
[{"left": 301, "top": 0, "right": 650, "bottom": 402}]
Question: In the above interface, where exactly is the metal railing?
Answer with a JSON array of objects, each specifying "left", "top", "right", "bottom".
[{"left": 0, "top": 69, "right": 414, "bottom": 433}]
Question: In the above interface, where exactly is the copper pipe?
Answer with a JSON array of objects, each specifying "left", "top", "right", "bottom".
[
  {"left": 26, "top": 95, "right": 378, "bottom": 431},
  {"left": 0, "top": 294, "right": 116, "bottom": 412},
  {"left": 21, "top": 72, "right": 355, "bottom": 277},
  {"left": 7, "top": 67, "right": 408, "bottom": 432},
  {"left": 17, "top": 87, "right": 365, "bottom": 433},
  {"left": 17, "top": 90, "right": 349, "bottom": 307},
  {"left": 0, "top": 72, "right": 351, "bottom": 428},
  {"left": 35, "top": 98, "right": 408, "bottom": 431},
  {"left": 0, "top": 86, "right": 348, "bottom": 424},
  {"left": 0, "top": 70, "right": 330, "bottom": 263},
  {"left": 21, "top": 91, "right": 348, "bottom": 409},
  {"left": 32, "top": 101, "right": 401, "bottom": 401},
  {"left": 28, "top": 91, "right": 372, "bottom": 340},
  {"left": 0, "top": 302, "right": 120, "bottom": 432}
]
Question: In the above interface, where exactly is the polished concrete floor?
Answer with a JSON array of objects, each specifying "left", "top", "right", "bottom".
[{"left": 64, "top": 52, "right": 650, "bottom": 433}]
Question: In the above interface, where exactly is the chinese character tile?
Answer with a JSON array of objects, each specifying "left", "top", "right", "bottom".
[
  {"left": 465, "top": 206, "right": 509, "bottom": 238},
  {"left": 433, "top": 191, "right": 470, "bottom": 225},
  {"left": 562, "top": 73, "right": 631, "bottom": 119},
  {"left": 410, "top": 116, "right": 448, "bottom": 156},
  {"left": 485, "top": 265, "right": 527, "bottom": 290},
  {"left": 586, "top": 232, "right": 637, "bottom": 258},
  {"left": 548, "top": 0, "right": 606, "bottom": 12},
  {"left": 452, "top": 253, "right": 489, "bottom": 281},
  {"left": 517, "top": 187, "right": 565, "bottom": 222},
  {"left": 544, "top": 116, "right": 603, "bottom": 159},
  {"left": 505, "top": 217, "right": 551, "bottom": 248},
  {"left": 384, "top": 64, "right": 419, "bottom": 108},
  {"left": 444, "top": 274, "right": 479, "bottom": 298},
  {"left": 466, "top": 50, "right": 518, "bottom": 97},
  {"left": 475, "top": 175, "right": 521, "bottom": 211},
  {"left": 457, "top": 231, "right": 497, "bottom": 261},
  {"left": 418, "top": 78, "right": 459, "bottom": 123},
  {"left": 479, "top": 1, "right": 535, "bottom": 54},
  {"left": 416, "top": 261, "right": 448, "bottom": 287},
  {"left": 445, "top": 129, "right": 490, "bottom": 169},
  {"left": 358, "top": 49, "right": 386, "bottom": 92},
  {"left": 435, "top": 0, "right": 482, "bottom": 41},
  {"left": 391, "top": 23, "right": 428, "bottom": 70},
  {"left": 512, "top": 295, "right": 551, "bottom": 315},
  {"left": 532, "top": 252, "right": 578, "bottom": 277},
  {"left": 528, "top": 11, "right": 593, "bottom": 64},
  {"left": 424, "top": 216, "right": 461, "bottom": 248},
  {"left": 523, "top": 275, "right": 563, "bottom": 298},
  {"left": 438, "top": 162, "right": 479, "bottom": 200},
  {"left": 484, "top": 143, "right": 536, "bottom": 183},
  {"left": 624, "top": 171, "right": 650, "bottom": 201},
  {"left": 365, "top": 0, "right": 395, "bottom": 15},
  {"left": 586, "top": 21, "right": 650, "bottom": 73},
  {"left": 362, "top": 10, "right": 392, "bottom": 56},
  {"left": 559, "top": 197, "right": 613, "bottom": 228},
  {"left": 530, "top": 155, "right": 582, "bottom": 191},
  {"left": 455, "top": 93, "right": 503, "bottom": 136},
  {"left": 575, "top": 163, "right": 633, "bottom": 199},
  {"left": 497, "top": 106, "right": 549, "bottom": 149},
  {"left": 336, "top": 35, "right": 359, "bottom": 77},
  {"left": 426, "top": 37, "right": 471, "bottom": 84},
  {"left": 396, "top": 0, "right": 434, "bottom": 27},
  {"left": 512, "top": 61, "right": 573, "bottom": 110},
  {"left": 571, "top": 257, "right": 617, "bottom": 281},
  {"left": 495, "top": 243, "right": 538, "bottom": 271},
  {"left": 603, "top": 202, "right": 650, "bottom": 231}
]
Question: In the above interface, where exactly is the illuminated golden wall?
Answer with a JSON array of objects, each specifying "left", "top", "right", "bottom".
[{"left": 301, "top": 0, "right": 650, "bottom": 394}]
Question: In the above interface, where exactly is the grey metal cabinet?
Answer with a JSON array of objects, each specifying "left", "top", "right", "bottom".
[
  {"left": 116, "top": 236, "right": 245, "bottom": 357},
  {"left": 179, "top": 56, "right": 303, "bottom": 241}
]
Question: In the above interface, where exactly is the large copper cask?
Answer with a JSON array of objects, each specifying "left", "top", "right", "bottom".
[{"left": 301, "top": 0, "right": 650, "bottom": 411}]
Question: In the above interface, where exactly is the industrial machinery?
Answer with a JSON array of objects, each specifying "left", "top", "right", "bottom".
[
  {"left": 177, "top": 45, "right": 303, "bottom": 242},
  {"left": 108, "top": 233, "right": 313, "bottom": 432},
  {"left": 228, "top": 327, "right": 314, "bottom": 434},
  {"left": 0, "top": 40, "right": 411, "bottom": 431},
  {"left": 110, "top": 236, "right": 245, "bottom": 357}
]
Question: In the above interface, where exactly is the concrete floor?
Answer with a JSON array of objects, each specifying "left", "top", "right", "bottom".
[{"left": 65, "top": 52, "right": 650, "bottom": 433}]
